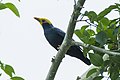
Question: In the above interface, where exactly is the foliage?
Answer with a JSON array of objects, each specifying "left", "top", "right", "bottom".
[
  {"left": 0, "top": 0, "right": 120, "bottom": 80},
  {"left": 75, "top": 3, "right": 120, "bottom": 80},
  {"left": 0, "top": 1, "right": 20, "bottom": 17},
  {"left": 0, "top": 0, "right": 23, "bottom": 80},
  {"left": 0, "top": 61, "right": 24, "bottom": 80}
]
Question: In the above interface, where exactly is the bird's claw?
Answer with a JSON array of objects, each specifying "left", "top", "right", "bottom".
[
  {"left": 51, "top": 56, "right": 55, "bottom": 62},
  {"left": 57, "top": 45, "right": 61, "bottom": 50}
]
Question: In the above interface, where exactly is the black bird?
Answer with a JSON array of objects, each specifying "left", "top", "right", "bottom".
[{"left": 34, "top": 17, "right": 91, "bottom": 65}]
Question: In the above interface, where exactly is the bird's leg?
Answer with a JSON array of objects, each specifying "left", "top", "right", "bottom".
[
  {"left": 57, "top": 45, "right": 61, "bottom": 50},
  {"left": 51, "top": 56, "right": 55, "bottom": 62}
]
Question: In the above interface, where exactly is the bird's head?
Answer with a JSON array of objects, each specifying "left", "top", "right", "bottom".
[{"left": 34, "top": 17, "right": 52, "bottom": 25}]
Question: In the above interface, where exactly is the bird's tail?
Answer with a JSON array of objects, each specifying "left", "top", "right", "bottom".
[
  {"left": 81, "top": 57, "right": 91, "bottom": 65},
  {"left": 72, "top": 52, "right": 91, "bottom": 65},
  {"left": 67, "top": 46, "right": 91, "bottom": 65}
]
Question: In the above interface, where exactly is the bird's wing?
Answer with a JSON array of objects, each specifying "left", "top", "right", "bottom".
[
  {"left": 53, "top": 27, "right": 83, "bottom": 50},
  {"left": 52, "top": 27, "right": 77, "bottom": 42},
  {"left": 52, "top": 27, "right": 65, "bottom": 37}
]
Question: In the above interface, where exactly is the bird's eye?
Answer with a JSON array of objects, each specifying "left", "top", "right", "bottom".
[{"left": 42, "top": 20, "right": 45, "bottom": 22}]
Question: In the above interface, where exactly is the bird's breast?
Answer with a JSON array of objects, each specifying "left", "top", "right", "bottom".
[{"left": 44, "top": 30, "right": 64, "bottom": 50}]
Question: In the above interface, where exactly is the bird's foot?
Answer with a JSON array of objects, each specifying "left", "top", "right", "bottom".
[
  {"left": 51, "top": 56, "right": 55, "bottom": 62},
  {"left": 57, "top": 45, "right": 61, "bottom": 50}
]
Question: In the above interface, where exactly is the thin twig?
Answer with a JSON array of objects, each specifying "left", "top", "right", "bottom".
[
  {"left": 72, "top": 41, "right": 120, "bottom": 56},
  {"left": 118, "top": 10, "right": 120, "bottom": 50},
  {"left": 76, "top": 19, "right": 98, "bottom": 27}
]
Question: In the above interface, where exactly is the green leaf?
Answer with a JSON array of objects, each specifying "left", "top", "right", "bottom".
[
  {"left": 95, "top": 31, "right": 108, "bottom": 45},
  {"left": 80, "top": 35, "right": 90, "bottom": 43},
  {"left": 5, "top": 3, "right": 20, "bottom": 17},
  {"left": 109, "top": 65, "right": 119, "bottom": 80},
  {"left": 108, "top": 43, "right": 117, "bottom": 50},
  {"left": 115, "top": 3, "right": 120, "bottom": 10},
  {"left": 83, "top": 48, "right": 90, "bottom": 57},
  {"left": 108, "top": 44, "right": 114, "bottom": 50},
  {"left": 0, "top": 3, "right": 7, "bottom": 10},
  {"left": 89, "top": 53, "right": 103, "bottom": 66},
  {"left": 110, "top": 56, "right": 120, "bottom": 65},
  {"left": 87, "top": 11, "right": 97, "bottom": 23},
  {"left": 75, "top": 29, "right": 90, "bottom": 43},
  {"left": 74, "top": 29, "right": 83, "bottom": 38},
  {"left": 93, "top": 76, "right": 103, "bottom": 80},
  {"left": 75, "top": 29, "right": 96, "bottom": 44},
  {"left": 75, "top": 25, "right": 90, "bottom": 43},
  {"left": 97, "top": 5, "right": 117, "bottom": 20},
  {"left": 84, "top": 11, "right": 89, "bottom": 16},
  {"left": 88, "top": 37, "right": 96, "bottom": 45},
  {"left": 113, "top": 26, "right": 120, "bottom": 35},
  {"left": 80, "top": 25, "right": 89, "bottom": 33},
  {"left": 93, "top": 50, "right": 104, "bottom": 57},
  {"left": 103, "top": 60, "right": 110, "bottom": 67},
  {"left": 105, "top": 29, "right": 117, "bottom": 42},
  {"left": 96, "top": 22, "right": 104, "bottom": 33},
  {"left": 4, "top": 65, "right": 15, "bottom": 77},
  {"left": 11, "top": 76, "right": 24, "bottom": 80},
  {"left": 109, "top": 18, "right": 118, "bottom": 29},
  {"left": 100, "top": 17, "right": 110, "bottom": 27},
  {"left": 96, "top": 18, "right": 109, "bottom": 33},
  {"left": 116, "top": 77, "right": 120, "bottom": 80},
  {"left": 86, "top": 68, "right": 97, "bottom": 78},
  {"left": 87, "top": 29, "right": 95, "bottom": 36}
]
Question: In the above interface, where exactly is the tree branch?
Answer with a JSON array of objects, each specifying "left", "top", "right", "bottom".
[
  {"left": 45, "top": 0, "right": 86, "bottom": 80},
  {"left": 118, "top": 12, "right": 120, "bottom": 50},
  {"left": 72, "top": 41, "right": 120, "bottom": 56}
]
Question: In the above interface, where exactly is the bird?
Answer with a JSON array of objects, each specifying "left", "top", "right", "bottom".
[{"left": 34, "top": 17, "right": 91, "bottom": 65}]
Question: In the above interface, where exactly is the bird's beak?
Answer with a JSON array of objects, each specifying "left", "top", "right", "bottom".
[
  {"left": 34, "top": 17, "right": 40, "bottom": 22},
  {"left": 34, "top": 17, "right": 42, "bottom": 25}
]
